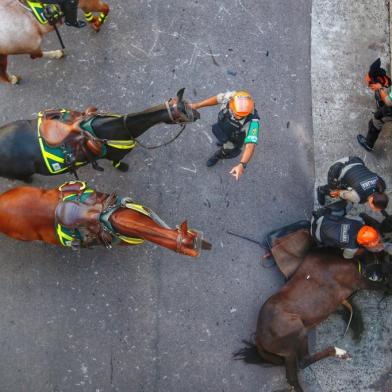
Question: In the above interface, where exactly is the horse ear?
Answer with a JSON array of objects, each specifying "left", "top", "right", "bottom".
[
  {"left": 180, "top": 220, "right": 188, "bottom": 235},
  {"left": 177, "top": 88, "right": 185, "bottom": 102}
]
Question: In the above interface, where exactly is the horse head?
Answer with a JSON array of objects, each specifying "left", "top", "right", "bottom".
[
  {"left": 175, "top": 220, "right": 212, "bottom": 257},
  {"left": 165, "top": 88, "right": 200, "bottom": 124}
]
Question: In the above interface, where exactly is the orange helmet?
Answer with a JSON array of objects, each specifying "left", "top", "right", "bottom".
[
  {"left": 229, "top": 91, "right": 254, "bottom": 117},
  {"left": 357, "top": 226, "right": 380, "bottom": 247}
]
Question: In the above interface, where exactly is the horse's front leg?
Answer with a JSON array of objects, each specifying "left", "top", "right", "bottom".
[
  {"left": 112, "top": 160, "right": 129, "bottom": 172},
  {"left": 82, "top": 1, "right": 110, "bottom": 32},
  {"left": 30, "top": 48, "right": 65, "bottom": 60}
]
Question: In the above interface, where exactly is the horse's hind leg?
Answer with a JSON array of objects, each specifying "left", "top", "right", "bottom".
[
  {"left": 284, "top": 355, "right": 303, "bottom": 392},
  {"left": 299, "top": 345, "right": 350, "bottom": 369},
  {"left": 82, "top": 1, "right": 110, "bottom": 32},
  {"left": 0, "top": 55, "right": 20, "bottom": 84}
]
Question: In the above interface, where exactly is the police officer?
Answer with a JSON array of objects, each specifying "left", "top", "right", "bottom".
[
  {"left": 42, "top": 0, "right": 86, "bottom": 28},
  {"left": 190, "top": 91, "right": 260, "bottom": 180},
  {"left": 316, "top": 156, "right": 388, "bottom": 211},
  {"left": 311, "top": 207, "right": 388, "bottom": 259},
  {"left": 357, "top": 60, "right": 392, "bottom": 151}
]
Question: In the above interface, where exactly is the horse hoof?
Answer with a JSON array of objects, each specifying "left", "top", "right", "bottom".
[
  {"left": 9, "top": 74, "right": 20, "bottom": 84},
  {"left": 334, "top": 346, "right": 350, "bottom": 360},
  {"left": 92, "top": 21, "right": 102, "bottom": 32},
  {"left": 116, "top": 162, "right": 129, "bottom": 172}
]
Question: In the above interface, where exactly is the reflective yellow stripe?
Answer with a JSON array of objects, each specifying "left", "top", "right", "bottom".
[
  {"left": 124, "top": 203, "right": 151, "bottom": 217},
  {"left": 117, "top": 235, "right": 144, "bottom": 245},
  {"left": 59, "top": 181, "right": 87, "bottom": 192},
  {"left": 56, "top": 224, "right": 73, "bottom": 246},
  {"left": 113, "top": 162, "right": 121, "bottom": 168},
  {"left": 27, "top": 1, "right": 48, "bottom": 24},
  {"left": 84, "top": 12, "right": 94, "bottom": 21},
  {"left": 99, "top": 12, "right": 106, "bottom": 22},
  {"left": 107, "top": 140, "right": 136, "bottom": 150}
]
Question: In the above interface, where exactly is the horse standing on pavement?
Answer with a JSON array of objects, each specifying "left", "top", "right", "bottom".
[
  {"left": 0, "top": 88, "right": 199, "bottom": 181},
  {"left": 0, "top": 180, "right": 212, "bottom": 257},
  {"left": 0, "top": 0, "right": 110, "bottom": 84}
]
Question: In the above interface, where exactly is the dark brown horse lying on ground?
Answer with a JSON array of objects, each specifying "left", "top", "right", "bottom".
[
  {"left": 0, "top": 181, "right": 211, "bottom": 257},
  {"left": 234, "top": 224, "right": 391, "bottom": 392}
]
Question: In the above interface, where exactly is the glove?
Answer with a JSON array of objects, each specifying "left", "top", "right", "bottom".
[{"left": 369, "top": 82, "right": 383, "bottom": 91}]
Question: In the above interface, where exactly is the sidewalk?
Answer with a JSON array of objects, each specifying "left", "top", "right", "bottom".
[{"left": 310, "top": 0, "right": 392, "bottom": 391}]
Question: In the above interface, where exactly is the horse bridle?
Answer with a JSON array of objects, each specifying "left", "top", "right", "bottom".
[{"left": 165, "top": 97, "right": 195, "bottom": 123}]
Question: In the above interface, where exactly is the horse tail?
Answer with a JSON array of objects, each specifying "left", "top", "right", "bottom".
[{"left": 233, "top": 340, "right": 284, "bottom": 366}]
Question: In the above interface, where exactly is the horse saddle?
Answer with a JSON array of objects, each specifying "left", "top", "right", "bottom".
[
  {"left": 265, "top": 220, "right": 314, "bottom": 279},
  {"left": 40, "top": 109, "right": 103, "bottom": 156},
  {"left": 55, "top": 184, "right": 117, "bottom": 246},
  {"left": 40, "top": 118, "right": 84, "bottom": 147}
]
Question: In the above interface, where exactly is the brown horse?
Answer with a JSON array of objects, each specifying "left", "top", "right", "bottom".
[
  {"left": 234, "top": 227, "right": 390, "bottom": 392},
  {"left": 0, "top": 182, "right": 212, "bottom": 257},
  {"left": 0, "top": 0, "right": 109, "bottom": 84}
]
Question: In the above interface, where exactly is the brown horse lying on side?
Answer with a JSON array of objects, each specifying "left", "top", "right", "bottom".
[
  {"left": 234, "top": 226, "right": 390, "bottom": 392},
  {"left": 0, "top": 181, "right": 211, "bottom": 257},
  {"left": 0, "top": 0, "right": 109, "bottom": 83}
]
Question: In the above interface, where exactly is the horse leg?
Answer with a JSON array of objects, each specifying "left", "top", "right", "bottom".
[
  {"left": 284, "top": 355, "right": 303, "bottom": 392},
  {"left": 0, "top": 55, "right": 20, "bottom": 84},
  {"left": 81, "top": 1, "right": 110, "bottom": 32},
  {"left": 299, "top": 346, "right": 350, "bottom": 369},
  {"left": 112, "top": 160, "right": 129, "bottom": 172},
  {"left": 30, "top": 48, "right": 64, "bottom": 60}
]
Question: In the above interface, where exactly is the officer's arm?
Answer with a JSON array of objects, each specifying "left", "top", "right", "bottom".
[
  {"left": 240, "top": 143, "right": 256, "bottom": 165},
  {"left": 343, "top": 248, "right": 358, "bottom": 259},
  {"left": 377, "top": 88, "right": 392, "bottom": 107},
  {"left": 190, "top": 96, "right": 219, "bottom": 110},
  {"left": 337, "top": 189, "right": 360, "bottom": 203}
]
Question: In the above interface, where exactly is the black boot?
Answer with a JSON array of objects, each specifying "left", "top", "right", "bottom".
[
  {"left": 206, "top": 149, "right": 223, "bottom": 167},
  {"left": 63, "top": 0, "right": 86, "bottom": 28},
  {"left": 317, "top": 185, "right": 329, "bottom": 205},
  {"left": 357, "top": 120, "right": 381, "bottom": 152}
]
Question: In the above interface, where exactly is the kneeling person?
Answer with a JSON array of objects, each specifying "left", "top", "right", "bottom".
[
  {"left": 317, "top": 156, "right": 388, "bottom": 211},
  {"left": 311, "top": 208, "right": 388, "bottom": 259}
]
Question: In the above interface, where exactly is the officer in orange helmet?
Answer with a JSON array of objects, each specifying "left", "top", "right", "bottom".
[
  {"left": 311, "top": 205, "right": 391, "bottom": 260},
  {"left": 190, "top": 91, "right": 260, "bottom": 180}
]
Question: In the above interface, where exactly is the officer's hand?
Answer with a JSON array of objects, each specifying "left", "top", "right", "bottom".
[
  {"left": 329, "top": 190, "right": 340, "bottom": 198},
  {"left": 369, "top": 82, "right": 383, "bottom": 91},
  {"left": 230, "top": 164, "right": 244, "bottom": 181}
]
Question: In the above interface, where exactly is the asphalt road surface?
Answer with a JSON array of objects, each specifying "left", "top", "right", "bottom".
[{"left": 0, "top": 0, "right": 313, "bottom": 391}]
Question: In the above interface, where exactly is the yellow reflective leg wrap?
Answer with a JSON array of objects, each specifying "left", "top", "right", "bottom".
[
  {"left": 84, "top": 11, "right": 94, "bottom": 22},
  {"left": 99, "top": 12, "right": 106, "bottom": 23}
]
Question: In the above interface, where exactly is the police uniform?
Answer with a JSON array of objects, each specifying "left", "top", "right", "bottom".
[
  {"left": 212, "top": 91, "right": 260, "bottom": 159},
  {"left": 359, "top": 88, "right": 392, "bottom": 150},
  {"left": 318, "top": 156, "right": 385, "bottom": 204},
  {"left": 311, "top": 212, "right": 365, "bottom": 259}
]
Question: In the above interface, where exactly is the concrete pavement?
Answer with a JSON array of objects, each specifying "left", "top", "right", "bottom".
[
  {"left": 0, "top": 0, "right": 313, "bottom": 391},
  {"left": 311, "top": 0, "right": 392, "bottom": 391}
]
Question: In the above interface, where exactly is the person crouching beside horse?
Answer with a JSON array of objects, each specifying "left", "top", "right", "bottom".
[
  {"left": 316, "top": 156, "right": 388, "bottom": 211},
  {"left": 311, "top": 205, "right": 392, "bottom": 268},
  {"left": 190, "top": 91, "right": 260, "bottom": 180}
]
